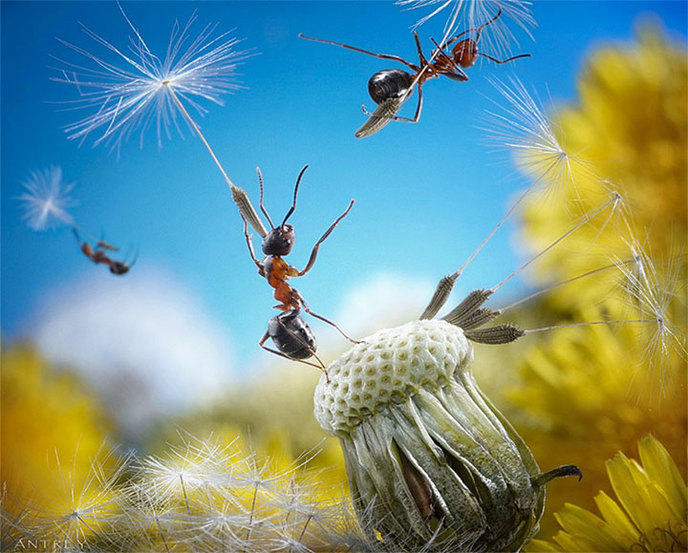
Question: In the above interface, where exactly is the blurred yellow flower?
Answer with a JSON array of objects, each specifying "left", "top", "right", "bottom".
[
  {"left": 527, "top": 435, "right": 687, "bottom": 552},
  {"left": 1, "top": 346, "right": 121, "bottom": 547},
  {"left": 484, "top": 23, "right": 688, "bottom": 536}
]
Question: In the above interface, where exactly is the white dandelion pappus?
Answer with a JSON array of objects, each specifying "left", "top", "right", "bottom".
[
  {"left": 397, "top": 0, "right": 535, "bottom": 58},
  {"left": 18, "top": 166, "right": 75, "bottom": 230},
  {"left": 617, "top": 239, "right": 687, "bottom": 392},
  {"left": 52, "top": 4, "right": 270, "bottom": 237},
  {"left": 52, "top": 6, "right": 251, "bottom": 152}
]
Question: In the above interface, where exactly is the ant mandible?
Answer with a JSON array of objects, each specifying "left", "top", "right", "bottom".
[
  {"left": 73, "top": 229, "right": 136, "bottom": 275},
  {"left": 241, "top": 165, "right": 357, "bottom": 380},
  {"left": 299, "top": 8, "right": 530, "bottom": 138}
]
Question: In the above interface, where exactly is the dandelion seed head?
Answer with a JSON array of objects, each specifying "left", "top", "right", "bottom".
[
  {"left": 18, "top": 166, "right": 75, "bottom": 231},
  {"left": 52, "top": 6, "right": 253, "bottom": 152},
  {"left": 397, "top": 0, "right": 535, "bottom": 59}
]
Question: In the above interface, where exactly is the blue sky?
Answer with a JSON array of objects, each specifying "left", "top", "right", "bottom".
[{"left": 2, "top": 1, "right": 686, "bottom": 372}]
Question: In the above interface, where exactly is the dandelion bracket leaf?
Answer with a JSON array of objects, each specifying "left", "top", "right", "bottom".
[
  {"left": 465, "top": 324, "right": 525, "bottom": 344},
  {"left": 443, "top": 289, "right": 494, "bottom": 327}
]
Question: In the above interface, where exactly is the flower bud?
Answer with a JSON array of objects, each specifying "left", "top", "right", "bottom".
[{"left": 314, "top": 319, "right": 578, "bottom": 551}]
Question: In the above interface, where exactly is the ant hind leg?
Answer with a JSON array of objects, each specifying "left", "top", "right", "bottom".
[
  {"left": 259, "top": 329, "right": 331, "bottom": 382},
  {"left": 302, "top": 303, "right": 362, "bottom": 345}
]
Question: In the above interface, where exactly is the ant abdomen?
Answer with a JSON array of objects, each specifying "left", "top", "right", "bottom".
[
  {"left": 109, "top": 261, "right": 130, "bottom": 275},
  {"left": 268, "top": 310, "right": 317, "bottom": 360},
  {"left": 367, "top": 69, "right": 414, "bottom": 105}
]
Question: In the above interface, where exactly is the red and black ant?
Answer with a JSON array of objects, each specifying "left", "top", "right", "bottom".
[
  {"left": 73, "top": 229, "right": 136, "bottom": 275},
  {"left": 241, "top": 165, "right": 357, "bottom": 380},
  {"left": 299, "top": 8, "right": 529, "bottom": 137}
]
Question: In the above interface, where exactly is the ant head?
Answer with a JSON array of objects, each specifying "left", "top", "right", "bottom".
[
  {"left": 109, "top": 261, "right": 130, "bottom": 275},
  {"left": 262, "top": 224, "right": 295, "bottom": 255},
  {"left": 453, "top": 39, "right": 478, "bottom": 68}
]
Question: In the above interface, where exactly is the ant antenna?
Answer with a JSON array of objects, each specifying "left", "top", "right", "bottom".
[
  {"left": 282, "top": 164, "right": 309, "bottom": 227},
  {"left": 256, "top": 167, "right": 275, "bottom": 230},
  {"left": 477, "top": 52, "right": 531, "bottom": 64},
  {"left": 475, "top": 7, "right": 502, "bottom": 43}
]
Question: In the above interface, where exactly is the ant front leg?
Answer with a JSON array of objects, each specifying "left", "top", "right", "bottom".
[
  {"left": 429, "top": 37, "right": 469, "bottom": 81},
  {"left": 361, "top": 85, "right": 424, "bottom": 123},
  {"left": 298, "top": 200, "right": 355, "bottom": 276},
  {"left": 241, "top": 216, "right": 264, "bottom": 274}
]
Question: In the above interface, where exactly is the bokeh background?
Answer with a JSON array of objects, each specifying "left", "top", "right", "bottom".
[{"left": 1, "top": 1, "right": 686, "bottom": 550}]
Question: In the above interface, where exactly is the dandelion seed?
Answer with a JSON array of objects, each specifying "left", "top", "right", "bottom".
[
  {"left": 53, "top": 6, "right": 250, "bottom": 152},
  {"left": 31, "top": 444, "right": 128, "bottom": 549},
  {"left": 617, "top": 240, "right": 686, "bottom": 391},
  {"left": 18, "top": 166, "right": 75, "bottom": 230},
  {"left": 136, "top": 436, "right": 239, "bottom": 503},
  {"left": 53, "top": 4, "right": 269, "bottom": 237},
  {"left": 396, "top": 0, "right": 535, "bottom": 58},
  {"left": 482, "top": 78, "right": 584, "bottom": 196}
]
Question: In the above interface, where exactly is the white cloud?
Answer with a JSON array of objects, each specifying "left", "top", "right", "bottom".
[
  {"left": 29, "top": 267, "right": 234, "bottom": 439},
  {"left": 326, "top": 272, "right": 437, "bottom": 343}
]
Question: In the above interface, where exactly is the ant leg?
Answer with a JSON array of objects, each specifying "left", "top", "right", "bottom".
[
  {"left": 429, "top": 37, "right": 470, "bottom": 81},
  {"left": 477, "top": 52, "right": 531, "bottom": 64},
  {"left": 301, "top": 301, "right": 361, "bottom": 345},
  {"left": 298, "top": 200, "right": 355, "bottom": 276},
  {"left": 242, "top": 216, "right": 263, "bottom": 271},
  {"left": 259, "top": 330, "right": 330, "bottom": 381},
  {"left": 362, "top": 85, "right": 424, "bottom": 123},
  {"left": 256, "top": 167, "right": 275, "bottom": 230},
  {"left": 413, "top": 31, "right": 429, "bottom": 66},
  {"left": 281, "top": 165, "right": 309, "bottom": 226},
  {"left": 298, "top": 34, "right": 421, "bottom": 72}
]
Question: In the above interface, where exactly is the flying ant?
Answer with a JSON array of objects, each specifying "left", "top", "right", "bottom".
[
  {"left": 241, "top": 165, "right": 357, "bottom": 380},
  {"left": 73, "top": 229, "right": 136, "bottom": 275},
  {"left": 299, "top": 8, "right": 530, "bottom": 138}
]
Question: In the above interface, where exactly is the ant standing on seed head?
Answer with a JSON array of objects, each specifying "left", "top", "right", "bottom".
[
  {"left": 241, "top": 165, "right": 358, "bottom": 381},
  {"left": 299, "top": 8, "right": 530, "bottom": 137}
]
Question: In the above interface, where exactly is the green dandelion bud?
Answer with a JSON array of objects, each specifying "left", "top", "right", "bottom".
[{"left": 314, "top": 317, "right": 580, "bottom": 552}]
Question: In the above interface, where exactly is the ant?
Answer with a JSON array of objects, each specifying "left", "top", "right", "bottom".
[
  {"left": 73, "top": 229, "right": 136, "bottom": 275},
  {"left": 299, "top": 8, "right": 530, "bottom": 137},
  {"left": 241, "top": 165, "right": 357, "bottom": 380}
]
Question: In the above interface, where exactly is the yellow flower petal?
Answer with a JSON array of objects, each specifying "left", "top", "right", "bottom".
[
  {"left": 593, "top": 491, "right": 640, "bottom": 549},
  {"left": 554, "top": 502, "right": 626, "bottom": 551},
  {"left": 637, "top": 435, "right": 687, "bottom": 520},
  {"left": 606, "top": 452, "right": 656, "bottom": 537},
  {"left": 552, "top": 529, "right": 598, "bottom": 552},
  {"left": 525, "top": 538, "right": 563, "bottom": 552}
]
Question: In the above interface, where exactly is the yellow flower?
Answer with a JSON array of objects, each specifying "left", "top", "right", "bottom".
[
  {"left": 527, "top": 435, "right": 687, "bottom": 552},
  {"left": 1, "top": 346, "right": 120, "bottom": 547},
  {"left": 483, "top": 23, "right": 687, "bottom": 536}
]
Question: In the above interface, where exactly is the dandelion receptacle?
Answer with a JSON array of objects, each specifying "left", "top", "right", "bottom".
[{"left": 314, "top": 313, "right": 580, "bottom": 551}]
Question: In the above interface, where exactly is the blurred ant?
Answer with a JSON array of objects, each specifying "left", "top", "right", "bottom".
[
  {"left": 73, "top": 229, "right": 136, "bottom": 275},
  {"left": 241, "top": 165, "right": 357, "bottom": 380},
  {"left": 299, "top": 8, "right": 530, "bottom": 137}
]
